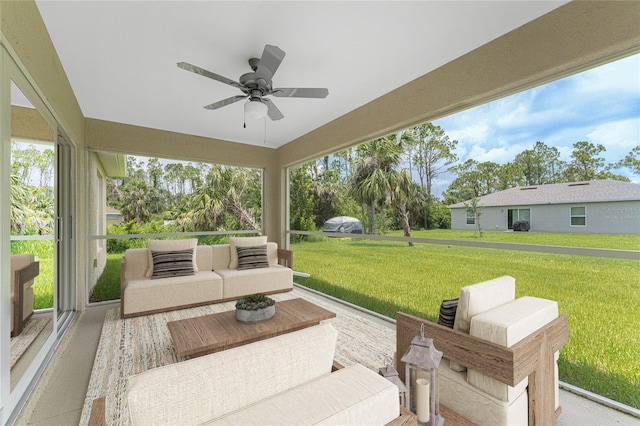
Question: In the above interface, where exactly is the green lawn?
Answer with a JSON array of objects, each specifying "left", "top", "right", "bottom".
[
  {"left": 89, "top": 254, "right": 123, "bottom": 303},
  {"left": 291, "top": 236, "right": 640, "bottom": 409},
  {"left": 33, "top": 258, "right": 54, "bottom": 310},
  {"left": 388, "top": 229, "right": 640, "bottom": 250}
]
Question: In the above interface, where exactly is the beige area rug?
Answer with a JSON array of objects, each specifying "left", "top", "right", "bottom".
[
  {"left": 80, "top": 288, "right": 396, "bottom": 425},
  {"left": 10, "top": 315, "right": 51, "bottom": 369}
]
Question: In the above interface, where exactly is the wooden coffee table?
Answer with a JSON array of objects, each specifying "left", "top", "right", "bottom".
[{"left": 167, "top": 298, "right": 336, "bottom": 358}]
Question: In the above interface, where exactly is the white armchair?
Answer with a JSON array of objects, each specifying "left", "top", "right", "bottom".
[{"left": 396, "top": 276, "right": 568, "bottom": 426}]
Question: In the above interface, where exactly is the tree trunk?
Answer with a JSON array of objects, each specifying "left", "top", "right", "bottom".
[
  {"left": 230, "top": 199, "right": 258, "bottom": 230},
  {"left": 367, "top": 202, "right": 376, "bottom": 234},
  {"left": 398, "top": 204, "right": 414, "bottom": 247}
]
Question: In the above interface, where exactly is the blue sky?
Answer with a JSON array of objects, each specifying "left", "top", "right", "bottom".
[{"left": 431, "top": 53, "right": 640, "bottom": 197}]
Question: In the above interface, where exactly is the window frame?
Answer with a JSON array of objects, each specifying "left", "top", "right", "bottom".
[
  {"left": 570, "top": 206, "right": 587, "bottom": 227},
  {"left": 466, "top": 209, "right": 476, "bottom": 226}
]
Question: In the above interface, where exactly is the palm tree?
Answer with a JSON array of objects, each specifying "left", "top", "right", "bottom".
[{"left": 350, "top": 135, "right": 414, "bottom": 245}]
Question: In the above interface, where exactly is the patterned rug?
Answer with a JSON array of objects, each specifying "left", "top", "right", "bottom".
[
  {"left": 10, "top": 315, "right": 51, "bottom": 369},
  {"left": 80, "top": 288, "right": 396, "bottom": 425}
]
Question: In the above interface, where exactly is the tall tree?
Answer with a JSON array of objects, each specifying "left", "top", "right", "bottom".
[
  {"left": 404, "top": 123, "right": 458, "bottom": 228},
  {"left": 614, "top": 145, "right": 640, "bottom": 176},
  {"left": 147, "top": 158, "right": 163, "bottom": 189},
  {"left": 350, "top": 135, "right": 414, "bottom": 245},
  {"left": 564, "top": 141, "right": 606, "bottom": 181},
  {"left": 409, "top": 123, "right": 458, "bottom": 203}
]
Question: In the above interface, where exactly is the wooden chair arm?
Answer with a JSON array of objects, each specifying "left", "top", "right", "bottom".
[
  {"left": 396, "top": 311, "right": 568, "bottom": 426},
  {"left": 277, "top": 248, "right": 293, "bottom": 269},
  {"left": 88, "top": 397, "right": 106, "bottom": 426},
  {"left": 396, "top": 312, "right": 567, "bottom": 386}
]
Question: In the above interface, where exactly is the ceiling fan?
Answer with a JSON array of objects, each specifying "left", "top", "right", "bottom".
[{"left": 178, "top": 45, "right": 329, "bottom": 121}]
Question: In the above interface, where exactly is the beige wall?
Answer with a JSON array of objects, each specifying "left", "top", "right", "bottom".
[
  {"left": 87, "top": 152, "right": 108, "bottom": 293},
  {"left": 11, "top": 106, "right": 55, "bottom": 142}
]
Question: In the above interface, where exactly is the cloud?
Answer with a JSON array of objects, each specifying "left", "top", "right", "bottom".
[{"left": 433, "top": 53, "right": 639, "bottom": 173}]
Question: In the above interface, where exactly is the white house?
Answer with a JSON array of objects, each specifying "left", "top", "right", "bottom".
[{"left": 449, "top": 180, "right": 640, "bottom": 234}]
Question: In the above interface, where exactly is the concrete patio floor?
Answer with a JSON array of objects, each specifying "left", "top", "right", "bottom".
[{"left": 13, "top": 286, "right": 640, "bottom": 426}]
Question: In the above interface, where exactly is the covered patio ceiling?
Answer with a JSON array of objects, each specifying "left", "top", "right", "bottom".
[{"left": 35, "top": 1, "right": 568, "bottom": 149}]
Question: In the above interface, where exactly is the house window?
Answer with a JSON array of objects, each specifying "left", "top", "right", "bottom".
[
  {"left": 466, "top": 209, "right": 475, "bottom": 225},
  {"left": 507, "top": 208, "right": 531, "bottom": 230},
  {"left": 571, "top": 206, "right": 586, "bottom": 226}
]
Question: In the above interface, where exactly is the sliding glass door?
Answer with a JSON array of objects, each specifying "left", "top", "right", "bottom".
[{"left": 1, "top": 47, "right": 75, "bottom": 424}]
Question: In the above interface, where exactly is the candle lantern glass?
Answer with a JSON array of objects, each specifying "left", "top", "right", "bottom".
[
  {"left": 378, "top": 357, "right": 408, "bottom": 407},
  {"left": 400, "top": 324, "right": 445, "bottom": 426}
]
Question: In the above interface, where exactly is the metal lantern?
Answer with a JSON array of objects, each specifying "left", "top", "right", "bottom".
[
  {"left": 400, "top": 323, "right": 444, "bottom": 426},
  {"left": 378, "top": 357, "right": 408, "bottom": 407}
]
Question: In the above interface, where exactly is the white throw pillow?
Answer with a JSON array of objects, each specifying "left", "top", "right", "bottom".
[
  {"left": 145, "top": 239, "right": 198, "bottom": 277},
  {"left": 450, "top": 275, "right": 515, "bottom": 371},
  {"left": 228, "top": 236, "right": 268, "bottom": 269}
]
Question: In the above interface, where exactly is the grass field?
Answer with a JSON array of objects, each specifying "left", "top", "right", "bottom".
[
  {"left": 291, "top": 236, "right": 640, "bottom": 409},
  {"left": 388, "top": 229, "right": 640, "bottom": 250}
]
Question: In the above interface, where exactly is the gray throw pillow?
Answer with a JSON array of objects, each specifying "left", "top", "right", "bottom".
[
  {"left": 150, "top": 248, "right": 195, "bottom": 279},
  {"left": 236, "top": 245, "right": 270, "bottom": 270},
  {"left": 437, "top": 297, "right": 459, "bottom": 329}
]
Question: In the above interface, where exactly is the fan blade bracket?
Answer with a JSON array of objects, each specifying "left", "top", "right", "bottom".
[{"left": 271, "top": 88, "right": 329, "bottom": 98}]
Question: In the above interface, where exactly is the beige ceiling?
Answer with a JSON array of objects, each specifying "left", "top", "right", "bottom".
[{"left": 35, "top": 1, "right": 567, "bottom": 149}]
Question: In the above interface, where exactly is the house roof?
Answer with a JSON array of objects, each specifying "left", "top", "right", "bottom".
[{"left": 449, "top": 180, "right": 640, "bottom": 208}]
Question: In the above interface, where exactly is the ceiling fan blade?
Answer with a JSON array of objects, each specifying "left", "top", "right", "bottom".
[
  {"left": 255, "top": 45, "right": 286, "bottom": 83},
  {"left": 262, "top": 98, "right": 284, "bottom": 121},
  {"left": 203, "top": 95, "right": 247, "bottom": 110},
  {"left": 178, "top": 62, "right": 242, "bottom": 89},
  {"left": 271, "top": 88, "right": 329, "bottom": 98}
]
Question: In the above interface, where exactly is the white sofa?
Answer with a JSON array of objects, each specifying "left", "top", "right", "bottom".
[
  {"left": 397, "top": 276, "right": 568, "bottom": 426},
  {"left": 120, "top": 237, "right": 293, "bottom": 318},
  {"left": 126, "top": 323, "right": 401, "bottom": 425}
]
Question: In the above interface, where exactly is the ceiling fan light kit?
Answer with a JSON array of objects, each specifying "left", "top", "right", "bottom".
[
  {"left": 245, "top": 100, "right": 268, "bottom": 120},
  {"left": 178, "top": 44, "right": 328, "bottom": 122}
]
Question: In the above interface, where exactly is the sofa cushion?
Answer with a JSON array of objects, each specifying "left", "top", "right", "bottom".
[
  {"left": 467, "top": 296, "right": 558, "bottom": 402},
  {"left": 450, "top": 276, "right": 515, "bottom": 371},
  {"left": 205, "top": 364, "right": 399, "bottom": 425},
  {"left": 217, "top": 265, "right": 293, "bottom": 299},
  {"left": 236, "top": 245, "right": 269, "bottom": 270},
  {"left": 124, "top": 249, "right": 150, "bottom": 280},
  {"left": 228, "top": 236, "right": 267, "bottom": 269},
  {"left": 150, "top": 249, "right": 195, "bottom": 279},
  {"left": 453, "top": 276, "right": 516, "bottom": 334},
  {"left": 127, "top": 323, "right": 337, "bottom": 426},
  {"left": 145, "top": 239, "right": 198, "bottom": 277},
  {"left": 123, "top": 271, "right": 223, "bottom": 315}
]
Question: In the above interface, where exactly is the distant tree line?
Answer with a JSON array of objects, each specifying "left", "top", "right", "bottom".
[
  {"left": 291, "top": 124, "right": 638, "bottom": 238},
  {"left": 9, "top": 132, "right": 638, "bottom": 243}
]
